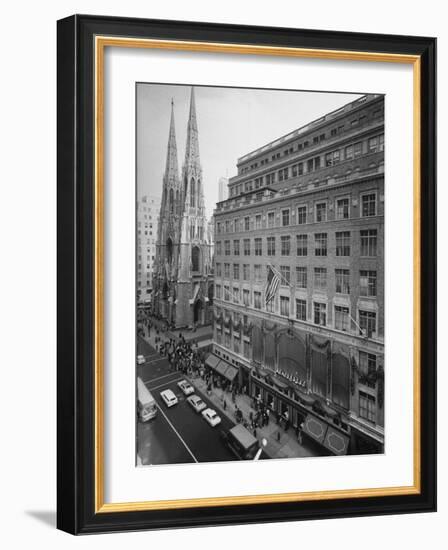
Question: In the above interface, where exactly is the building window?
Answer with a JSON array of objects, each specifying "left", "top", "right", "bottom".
[
  {"left": 336, "top": 231, "right": 351, "bottom": 256},
  {"left": 243, "top": 264, "right": 250, "bottom": 281},
  {"left": 216, "top": 241, "right": 222, "bottom": 255},
  {"left": 314, "top": 302, "right": 327, "bottom": 326},
  {"left": 368, "top": 134, "right": 384, "bottom": 153},
  {"left": 215, "top": 285, "right": 222, "bottom": 299},
  {"left": 360, "top": 229, "right": 378, "bottom": 256},
  {"left": 243, "top": 289, "right": 250, "bottom": 306},
  {"left": 254, "top": 238, "right": 262, "bottom": 256},
  {"left": 335, "top": 268, "right": 350, "bottom": 294},
  {"left": 234, "top": 218, "right": 239, "bottom": 231},
  {"left": 282, "top": 209, "right": 290, "bottom": 226},
  {"left": 354, "top": 141, "right": 363, "bottom": 158},
  {"left": 233, "top": 239, "right": 240, "bottom": 255},
  {"left": 254, "top": 264, "right": 262, "bottom": 281},
  {"left": 297, "top": 205, "right": 307, "bottom": 224},
  {"left": 255, "top": 214, "right": 262, "bottom": 229},
  {"left": 224, "top": 285, "right": 230, "bottom": 301},
  {"left": 334, "top": 305, "right": 350, "bottom": 331},
  {"left": 314, "top": 233, "right": 327, "bottom": 256},
  {"left": 296, "top": 234, "right": 308, "bottom": 256},
  {"left": 192, "top": 246, "right": 200, "bottom": 271},
  {"left": 233, "top": 287, "right": 240, "bottom": 304},
  {"left": 296, "top": 267, "right": 307, "bottom": 288},
  {"left": 216, "top": 222, "right": 222, "bottom": 234},
  {"left": 254, "top": 291, "right": 262, "bottom": 309},
  {"left": 314, "top": 267, "right": 327, "bottom": 290},
  {"left": 244, "top": 216, "right": 250, "bottom": 231},
  {"left": 359, "top": 310, "right": 377, "bottom": 338},
  {"left": 280, "top": 266, "right": 290, "bottom": 286},
  {"left": 336, "top": 198, "right": 350, "bottom": 220},
  {"left": 278, "top": 168, "right": 289, "bottom": 181},
  {"left": 266, "top": 173, "right": 275, "bottom": 185},
  {"left": 295, "top": 299, "right": 307, "bottom": 321},
  {"left": 233, "top": 263, "right": 240, "bottom": 280},
  {"left": 361, "top": 193, "right": 377, "bottom": 217},
  {"left": 359, "top": 352, "right": 377, "bottom": 388},
  {"left": 281, "top": 235, "right": 291, "bottom": 256},
  {"left": 315, "top": 202, "right": 327, "bottom": 222},
  {"left": 360, "top": 270, "right": 377, "bottom": 297},
  {"left": 224, "top": 263, "right": 230, "bottom": 279},
  {"left": 325, "top": 149, "right": 340, "bottom": 166},
  {"left": 243, "top": 239, "right": 251, "bottom": 256},
  {"left": 267, "top": 212, "right": 275, "bottom": 228},
  {"left": 224, "top": 240, "right": 230, "bottom": 255},
  {"left": 267, "top": 236, "right": 276, "bottom": 256},
  {"left": 280, "top": 296, "right": 290, "bottom": 317},
  {"left": 359, "top": 391, "right": 376, "bottom": 422},
  {"left": 345, "top": 144, "right": 354, "bottom": 160},
  {"left": 225, "top": 220, "right": 230, "bottom": 233}
]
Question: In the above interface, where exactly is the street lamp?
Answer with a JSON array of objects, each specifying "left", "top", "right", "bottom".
[{"left": 253, "top": 437, "right": 268, "bottom": 461}]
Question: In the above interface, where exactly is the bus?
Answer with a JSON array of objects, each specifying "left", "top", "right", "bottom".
[{"left": 137, "top": 377, "right": 157, "bottom": 422}]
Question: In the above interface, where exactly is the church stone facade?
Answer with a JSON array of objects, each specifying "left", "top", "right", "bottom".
[{"left": 153, "top": 88, "right": 213, "bottom": 328}]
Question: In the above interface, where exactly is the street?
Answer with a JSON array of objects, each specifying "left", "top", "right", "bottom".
[{"left": 137, "top": 335, "right": 238, "bottom": 465}]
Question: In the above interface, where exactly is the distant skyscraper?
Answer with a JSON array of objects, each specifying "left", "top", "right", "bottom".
[
  {"left": 137, "top": 195, "right": 161, "bottom": 302},
  {"left": 218, "top": 177, "right": 228, "bottom": 202}
]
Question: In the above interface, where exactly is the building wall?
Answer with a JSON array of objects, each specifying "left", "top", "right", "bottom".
[
  {"left": 137, "top": 195, "right": 161, "bottom": 302},
  {"left": 212, "top": 94, "right": 384, "bottom": 451}
]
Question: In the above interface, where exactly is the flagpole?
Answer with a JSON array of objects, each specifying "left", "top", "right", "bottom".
[
  {"left": 267, "top": 262, "right": 294, "bottom": 290},
  {"left": 349, "top": 312, "right": 366, "bottom": 337}
]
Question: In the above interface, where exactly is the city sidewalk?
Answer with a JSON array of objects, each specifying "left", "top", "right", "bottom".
[
  {"left": 189, "top": 376, "right": 318, "bottom": 459},
  {"left": 141, "top": 322, "right": 320, "bottom": 459}
]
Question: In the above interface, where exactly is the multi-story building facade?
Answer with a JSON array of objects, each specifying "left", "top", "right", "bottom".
[
  {"left": 153, "top": 89, "right": 214, "bottom": 327},
  {"left": 137, "top": 195, "right": 161, "bottom": 302},
  {"left": 211, "top": 94, "right": 384, "bottom": 455}
]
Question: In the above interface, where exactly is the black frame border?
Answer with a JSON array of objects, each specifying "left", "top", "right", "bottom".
[{"left": 57, "top": 14, "right": 436, "bottom": 535}]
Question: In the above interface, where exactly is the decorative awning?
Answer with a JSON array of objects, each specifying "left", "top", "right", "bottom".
[
  {"left": 302, "top": 413, "right": 327, "bottom": 443},
  {"left": 223, "top": 365, "right": 238, "bottom": 382},
  {"left": 298, "top": 393, "right": 316, "bottom": 407},
  {"left": 302, "top": 413, "right": 349, "bottom": 455},
  {"left": 271, "top": 375, "right": 288, "bottom": 390},
  {"left": 320, "top": 402, "right": 339, "bottom": 419},
  {"left": 205, "top": 354, "right": 220, "bottom": 369},
  {"left": 323, "top": 426, "right": 349, "bottom": 455},
  {"left": 216, "top": 361, "right": 229, "bottom": 377}
]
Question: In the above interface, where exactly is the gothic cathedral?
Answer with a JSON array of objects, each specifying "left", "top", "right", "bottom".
[{"left": 153, "top": 88, "right": 213, "bottom": 328}]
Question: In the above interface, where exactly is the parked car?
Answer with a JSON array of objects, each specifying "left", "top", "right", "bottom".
[
  {"left": 202, "top": 408, "right": 221, "bottom": 427},
  {"left": 160, "top": 389, "right": 178, "bottom": 408},
  {"left": 137, "top": 354, "right": 145, "bottom": 365},
  {"left": 177, "top": 379, "right": 194, "bottom": 396},
  {"left": 187, "top": 394, "right": 207, "bottom": 413}
]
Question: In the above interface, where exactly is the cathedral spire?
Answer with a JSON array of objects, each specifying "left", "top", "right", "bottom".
[
  {"left": 184, "top": 87, "right": 200, "bottom": 165},
  {"left": 164, "top": 98, "right": 179, "bottom": 182}
]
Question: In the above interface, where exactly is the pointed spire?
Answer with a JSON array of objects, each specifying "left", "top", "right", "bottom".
[
  {"left": 184, "top": 87, "right": 200, "bottom": 164},
  {"left": 164, "top": 99, "right": 179, "bottom": 181}
]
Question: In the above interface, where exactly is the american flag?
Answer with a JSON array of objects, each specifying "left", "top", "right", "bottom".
[{"left": 265, "top": 265, "right": 280, "bottom": 305}]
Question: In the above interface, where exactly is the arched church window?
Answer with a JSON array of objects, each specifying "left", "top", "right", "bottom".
[
  {"left": 192, "top": 245, "right": 200, "bottom": 272},
  {"left": 208, "top": 283, "right": 214, "bottom": 306},
  {"left": 175, "top": 189, "right": 180, "bottom": 215},
  {"left": 190, "top": 178, "right": 196, "bottom": 207},
  {"left": 167, "top": 238, "right": 173, "bottom": 264},
  {"left": 169, "top": 188, "right": 174, "bottom": 213}
]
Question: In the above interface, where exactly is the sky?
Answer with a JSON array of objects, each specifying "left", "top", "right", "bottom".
[{"left": 136, "top": 84, "right": 363, "bottom": 218}]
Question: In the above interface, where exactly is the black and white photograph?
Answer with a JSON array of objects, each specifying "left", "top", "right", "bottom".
[{"left": 136, "top": 83, "right": 385, "bottom": 466}]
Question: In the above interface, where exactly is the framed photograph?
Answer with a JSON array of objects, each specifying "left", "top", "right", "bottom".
[{"left": 57, "top": 14, "right": 436, "bottom": 534}]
